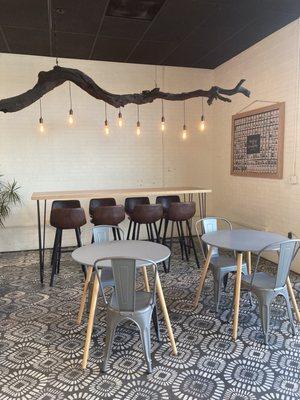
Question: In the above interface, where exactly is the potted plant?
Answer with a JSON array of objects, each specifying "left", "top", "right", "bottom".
[{"left": 0, "top": 174, "right": 21, "bottom": 226}]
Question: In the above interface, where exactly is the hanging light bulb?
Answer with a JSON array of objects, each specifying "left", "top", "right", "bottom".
[
  {"left": 182, "top": 124, "right": 187, "bottom": 140},
  {"left": 161, "top": 100, "right": 165, "bottom": 131},
  {"left": 118, "top": 108, "right": 123, "bottom": 127},
  {"left": 182, "top": 100, "right": 187, "bottom": 140},
  {"left": 38, "top": 99, "right": 45, "bottom": 134},
  {"left": 200, "top": 115, "right": 205, "bottom": 131},
  {"left": 199, "top": 97, "right": 206, "bottom": 131},
  {"left": 104, "top": 119, "right": 109, "bottom": 135},
  {"left": 68, "top": 82, "right": 74, "bottom": 125},
  {"left": 136, "top": 105, "right": 141, "bottom": 136},
  {"left": 39, "top": 117, "right": 44, "bottom": 133},
  {"left": 136, "top": 121, "right": 141, "bottom": 136},
  {"left": 68, "top": 109, "right": 74, "bottom": 125},
  {"left": 104, "top": 102, "right": 109, "bottom": 135}
]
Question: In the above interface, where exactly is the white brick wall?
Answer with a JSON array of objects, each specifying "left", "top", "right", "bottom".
[{"left": 0, "top": 54, "right": 214, "bottom": 251}]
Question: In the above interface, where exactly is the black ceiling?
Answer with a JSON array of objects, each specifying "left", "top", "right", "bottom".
[{"left": 0, "top": 0, "right": 299, "bottom": 69}]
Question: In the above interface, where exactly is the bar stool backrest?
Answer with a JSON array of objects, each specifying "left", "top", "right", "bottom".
[
  {"left": 195, "top": 217, "right": 232, "bottom": 258},
  {"left": 89, "top": 198, "right": 116, "bottom": 217},
  {"left": 156, "top": 195, "right": 180, "bottom": 210},
  {"left": 94, "top": 257, "right": 157, "bottom": 312},
  {"left": 51, "top": 200, "right": 81, "bottom": 209},
  {"left": 125, "top": 197, "right": 150, "bottom": 214}
]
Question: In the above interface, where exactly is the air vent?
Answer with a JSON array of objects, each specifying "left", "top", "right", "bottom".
[{"left": 106, "top": 0, "right": 165, "bottom": 21}]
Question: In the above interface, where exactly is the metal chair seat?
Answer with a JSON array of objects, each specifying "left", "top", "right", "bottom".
[
  {"left": 109, "top": 291, "right": 153, "bottom": 312},
  {"left": 241, "top": 271, "right": 277, "bottom": 290},
  {"left": 210, "top": 254, "right": 247, "bottom": 270}
]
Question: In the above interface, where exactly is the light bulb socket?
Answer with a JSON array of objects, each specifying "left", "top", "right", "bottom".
[
  {"left": 69, "top": 109, "right": 73, "bottom": 116},
  {"left": 105, "top": 119, "right": 108, "bottom": 126},
  {"left": 161, "top": 116, "right": 165, "bottom": 123},
  {"left": 201, "top": 115, "right": 205, "bottom": 122},
  {"left": 137, "top": 121, "right": 140, "bottom": 127},
  {"left": 118, "top": 111, "right": 122, "bottom": 118},
  {"left": 183, "top": 124, "right": 187, "bottom": 131},
  {"left": 39, "top": 117, "right": 43, "bottom": 124}
]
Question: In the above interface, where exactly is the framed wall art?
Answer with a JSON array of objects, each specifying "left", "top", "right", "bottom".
[{"left": 231, "top": 102, "right": 285, "bottom": 179}]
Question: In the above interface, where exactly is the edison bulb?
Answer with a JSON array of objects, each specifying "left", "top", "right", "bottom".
[
  {"left": 136, "top": 121, "right": 141, "bottom": 136},
  {"left": 182, "top": 125, "right": 187, "bottom": 140},
  {"left": 161, "top": 116, "right": 165, "bottom": 132},
  {"left": 104, "top": 120, "right": 109, "bottom": 135},
  {"left": 118, "top": 111, "right": 123, "bottom": 127},
  {"left": 39, "top": 117, "right": 45, "bottom": 134},
  {"left": 200, "top": 116, "right": 205, "bottom": 131},
  {"left": 68, "top": 114, "right": 74, "bottom": 125}
]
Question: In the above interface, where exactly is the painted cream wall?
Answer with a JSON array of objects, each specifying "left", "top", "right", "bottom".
[
  {"left": 212, "top": 19, "right": 300, "bottom": 272},
  {"left": 0, "top": 53, "right": 214, "bottom": 251}
]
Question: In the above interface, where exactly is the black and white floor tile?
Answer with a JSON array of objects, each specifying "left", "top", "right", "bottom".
[{"left": 0, "top": 244, "right": 299, "bottom": 400}]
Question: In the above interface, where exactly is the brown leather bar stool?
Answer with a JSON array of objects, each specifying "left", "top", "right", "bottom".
[
  {"left": 89, "top": 198, "right": 116, "bottom": 222},
  {"left": 125, "top": 197, "right": 150, "bottom": 239},
  {"left": 130, "top": 204, "right": 163, "bottom": 241},
  {"left": 50, "top": 200, "right": 86, "bottom": 286},
  {"left": 163, "top": 202, "right": 199, "bottom": 272},
  {"left": 156, "top": 195, "right": 185, "bottom": 263},
  {"left": 92, "top": 205, "right": 125, "bottom": 239}
]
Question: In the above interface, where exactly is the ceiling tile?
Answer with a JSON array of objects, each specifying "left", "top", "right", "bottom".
[
  {"left": 128, "top": 40, "right": 176, "bottom": 64},
  {"left": 92, "top": 36, "right": 136, "bottom": 61},
  {"left": 143, "top": 0, "right": 219, "bottom": 42},
  {"left": 3, "top": 27, "right": 49, "bottom": 56},
  {"left": 52, "top": 0, "right": 109, "bottom": 34},
  {"left": 100, "top": 16, "right": 149, "bottom": 39},
  {"left": 0, "top": 0, "right": 48, "bottom": 29},
  {"left": 55, "top": 32, "right": 94, "bottom": 59},
  {"left": 162, "top": 45, "right": 207, "bottom": 68}
]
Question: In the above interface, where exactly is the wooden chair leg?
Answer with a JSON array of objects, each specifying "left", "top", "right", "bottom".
[
  {"left": 77, "top": 266, "right": 93, "bottom": 324},
  {"left": 232, "top": 252, "right": 243, "bottom": 340},
  {"left": 246, "top": 251, "right": 252, "bottom": 274},
  {"left": 287, "top": 276, "right": 300, "bottom": 322},
  {"left": 194, "top": 246, "right": 213, "bottom": 307},
  {"left": 142, "top": 266, "right": 150, "bottom": 292},
  {"left": 82, "top": 271, "right": 100, "bottom": 369}
]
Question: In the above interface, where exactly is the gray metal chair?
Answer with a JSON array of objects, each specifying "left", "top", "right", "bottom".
[
  {"left": 94, "top": 257, "right": 159, "bottom": 374},
  {"left": 195, "top": 217, "right": 248, "bottom": 312},
  {"left": 239, "top": 239, "right": 300, "bottom": 344},
  {"left": 81, "top": 225, "right": 125, "bottom": 290}
]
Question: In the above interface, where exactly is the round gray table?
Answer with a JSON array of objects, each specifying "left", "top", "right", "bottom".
[
  {"left": 194, "top": 229, "right": 292, "bottom": 340},
  {"left": 71, "top": 240, "right": 176, "bottom": 369},
  {"left": 72, "top": 240, "right": 170, "bottom": 267}
]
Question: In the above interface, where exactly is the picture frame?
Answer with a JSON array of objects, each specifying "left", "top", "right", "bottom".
[{"left": 231, "top": 102, "right": 285, "bottom": 179}]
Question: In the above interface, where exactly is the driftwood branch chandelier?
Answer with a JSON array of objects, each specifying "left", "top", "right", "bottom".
[{"left": 0, "top": 65, "right": 250, "bottom": 114}]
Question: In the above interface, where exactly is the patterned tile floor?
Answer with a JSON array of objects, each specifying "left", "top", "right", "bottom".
[{"left": 0, "top": 244, "right": 300, "bottom": 400}]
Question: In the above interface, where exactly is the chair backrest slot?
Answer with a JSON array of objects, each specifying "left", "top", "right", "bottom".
[{"left": 111, "top": 258, "right": 136, "bottom": 312}]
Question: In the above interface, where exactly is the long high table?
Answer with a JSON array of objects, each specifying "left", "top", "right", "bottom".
[{"left": 31, "top": 186, "right": 211, "bottom": 284}]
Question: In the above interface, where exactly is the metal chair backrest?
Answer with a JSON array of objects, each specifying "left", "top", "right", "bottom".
[
  {"left": 94, "top": 257, "right": 157, "bottom": 312},
  {"left": 253, "top": 239, "right": 300, "bottom": 289},
  {"left": 81, "top": 225, "right": 124, "bottom": 245},
  {"left": 195, "top": 217, "right": 232, "bottom": 258}
]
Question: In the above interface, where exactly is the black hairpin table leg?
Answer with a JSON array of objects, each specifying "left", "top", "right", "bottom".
[{"left": 37, "top": 199, "right": 47, "bottom": 285}]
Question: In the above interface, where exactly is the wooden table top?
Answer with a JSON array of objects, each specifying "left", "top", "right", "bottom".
[{"left": 31, "top": 186, "right": 212, "bottom": 201}]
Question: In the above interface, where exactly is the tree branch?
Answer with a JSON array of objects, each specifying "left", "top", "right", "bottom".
[{"left": 0, "top": 66, "right": 250, "bottom": 113}]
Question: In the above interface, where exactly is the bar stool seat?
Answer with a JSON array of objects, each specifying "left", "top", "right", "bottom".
[
  {"left": 92, "top": 205, "right": 125, "bottom": 226},
  {"left": 130, "top": 204, "right": 163, "bottom": 241},
  {"left": 125, "top": 197, "right": 150, "bottom": 239},
  {"left": 163, "top": 202, "right": 199, "bottom": 271}
]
